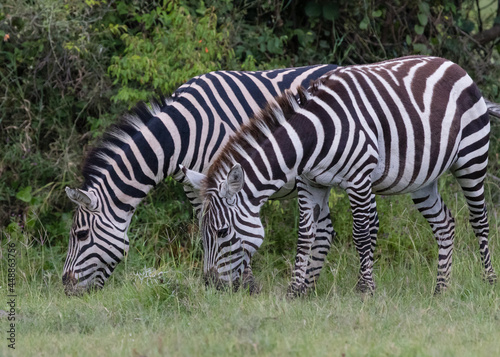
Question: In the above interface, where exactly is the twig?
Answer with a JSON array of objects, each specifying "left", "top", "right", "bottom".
[
  {"left": 487, "top": 173, "right": 500, "bottom": 183},
  {"left": 476, "top": 0, "right": 483, "bottom": 33}
]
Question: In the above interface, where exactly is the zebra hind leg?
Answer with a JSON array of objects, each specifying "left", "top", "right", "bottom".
[
  {"left": 287, "top": 177, "right": 330, "bottom": 298},
  {"left": 368, "top": 193, "right": 379, "bottom": 282},
  {"left": 453, "top": 174, "right": 496, "bottom": 285},
  {"left": 411, "top": 182, "right": 456, "bottom": 294}
]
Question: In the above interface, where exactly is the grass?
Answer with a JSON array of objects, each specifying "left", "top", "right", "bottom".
[
  {"left": 1, "top": 253, "right": 500, "bottom": 357},
  {"left": 1, "top": 184, "right": 500, "bottom": 357}
]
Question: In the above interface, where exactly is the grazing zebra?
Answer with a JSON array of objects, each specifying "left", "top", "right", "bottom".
[
  {"left": 62, "top": 64, "right": 338, "bottom": 295},
  {"left": 185, "top": 56, "right": 498, "bottom": 296}
]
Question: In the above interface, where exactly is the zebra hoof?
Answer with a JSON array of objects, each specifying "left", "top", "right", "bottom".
[
  {"left": 355, "top": 280, "right": 375, "bottom": 295},
  {"left": 286, "top": 284, "right": 307, "bottom": 299},
  {"left": 433, "top": 284, "right": 448, "bottom": 296},
  {"left": 241, "top": 275, "right": 261, "bottom": 295},
  {"left": 483, "top": 272, "right": 497, "bottom": 285}
]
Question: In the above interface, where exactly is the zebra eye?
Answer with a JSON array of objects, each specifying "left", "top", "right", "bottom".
[
  {"left": 217, "top": 227, "right": 229, "bottom": 238},
  {"left": 75, "top": 230, "right": 89, "bottom": 241}
]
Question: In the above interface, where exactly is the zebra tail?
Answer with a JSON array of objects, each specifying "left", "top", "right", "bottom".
[{"left": 485, "top": 98, "right": 500, "bottom": 119}]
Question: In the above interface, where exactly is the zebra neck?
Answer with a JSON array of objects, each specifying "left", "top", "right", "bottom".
[
  {"left": 84, "top": 96, "right": 228, "bottom": 216},
  {"left": 82, "top": 110, "right": 177, "bottom": 214},
  {"left": 237, "top": 148, "right": 302, "bottom": 207},
  {"left": 155, "top": 100, "right": 230, "bottom": 180}
]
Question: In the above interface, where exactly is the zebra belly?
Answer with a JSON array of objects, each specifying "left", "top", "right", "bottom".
[
  {"left": 306, "top": 147, "right": 458, "bottom": 196},
  {"left": 369, "top": 122, "right": 461, "bottom": 195},
  {"left": 269, "top": 179, "right": 297, "bottom": 200},
  {"left": 370, "top": 157, "right": 454, "bottom": 195}
]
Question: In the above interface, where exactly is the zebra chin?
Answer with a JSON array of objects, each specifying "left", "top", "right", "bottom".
[
  {"left": 62, "top": 271, "right": 106, "bottom": 297},
  {"left": 203, "top": 266, "right": 260, "bottom": 294},
  {"left": 203, "top": 268, "right": 237, "bottom": 291}
]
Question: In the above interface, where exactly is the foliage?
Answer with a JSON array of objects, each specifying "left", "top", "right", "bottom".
[
  {"left": 0, "top": 0, "right": 125, "bottom": 236},
  {"left": 108, "top": 0, "right": 236, "bottom": 103},
  {"left": 0, "top": 0, "right": 499, "bottom": 264}
]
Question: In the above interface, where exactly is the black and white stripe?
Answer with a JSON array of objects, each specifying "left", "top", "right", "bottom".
[
  {"left": 61, "top": 65, "right": 338, "bottom": 295},
  {"left": 188, "top": 56, "right": 497, "bottom": 296}
]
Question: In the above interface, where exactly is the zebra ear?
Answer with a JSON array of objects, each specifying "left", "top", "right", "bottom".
[
  {"left": 180, "top": 165, "right": 206, "bottom": 190},
  {"left": 221, "top": 164, "right": 244, "bottom": 199},
  {"left": 65, "top": 187, "right": 97, "bottom": 210}
]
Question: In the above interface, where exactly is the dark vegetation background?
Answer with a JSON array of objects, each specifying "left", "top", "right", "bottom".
[{"left": 1, "top": 0, "right": 500, "bottom": 270}]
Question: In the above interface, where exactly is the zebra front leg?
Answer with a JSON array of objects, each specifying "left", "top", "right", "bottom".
[
  {"left": 304, "top": 206, "right": 335, "bottom": 290},
  {"left": 411, "top": 182, "right": 456, "bottom": 294},
  {"left": 303, "top": 192, "right": 377, "bottom": 291},
  {"left": 241, "top": 264, "right": 261, "bottom": 294},
  {"left": 287, "top": 177, "right": 330, "bottom": 298},
  {"left": 368, "top": 193, "right": 379, "bottom": 274},
  {"left": 346, "top": 180, "right": 376, "bottom": 293}
]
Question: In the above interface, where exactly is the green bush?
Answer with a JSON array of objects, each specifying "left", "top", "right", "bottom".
[
  {"left": 0, "top": 0, "right": 124, "bottom": 236},
  {"left": 109, "top": 0, "right": 236, "bottom": 103}
]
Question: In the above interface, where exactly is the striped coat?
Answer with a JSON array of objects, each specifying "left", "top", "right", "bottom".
[
  {"left": 62, "top": 65, "right": 338, "bottom": 295},
  {"left": 186, "top": 56, "right": 497, "bottom": 296}
]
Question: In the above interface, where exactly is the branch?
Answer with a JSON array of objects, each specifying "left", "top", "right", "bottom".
[
  {"left": 472, "top": 0, "right": 500, "bottom": 45},
  {"left": 487, "top": 173, "right": 500, "bottom": 183},
  {"left": 473, "top": 24, "right": 500, "bottom": 45},
  {"left": 476, "top": 0, "right": 483, "bottom": 33}
]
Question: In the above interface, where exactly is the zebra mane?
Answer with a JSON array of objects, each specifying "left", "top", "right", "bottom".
[
  {"left": 81, "top": 95, "right": 171, "bottom": 189},
  {"left": 203, "top": 85, "right": 312, "bottom": 190}
]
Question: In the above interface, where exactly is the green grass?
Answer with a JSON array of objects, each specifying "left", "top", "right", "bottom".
[{"left": 1, "top": 186, "right": 500, "bottom": 357}]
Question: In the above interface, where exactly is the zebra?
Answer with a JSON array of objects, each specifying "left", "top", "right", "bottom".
[
  {"left": 184, "top": 56, "right": 498, "bottom": 296},
  {"left": 62, "top": 64, "right": 339, "bottom": 295}
]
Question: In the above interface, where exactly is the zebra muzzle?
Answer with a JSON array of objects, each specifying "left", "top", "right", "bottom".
[
  {"left": 204, "top": 268, "right": 220, "bottom": 287},
  {"left": 204, "top": 268, "right": 234, "bottom": 291},
  {"left": 62, "top": 271, "right": 77, "bottom": 286},
  {"left": 62, "top": 271, "right": 84, "bottom": 297}
]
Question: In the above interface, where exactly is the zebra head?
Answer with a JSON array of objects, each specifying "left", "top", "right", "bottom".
[
  {"left": 183, "top": 164, "right": 264, "bottom": 289},
  {"left": 62, "top": 187, "right": 132, "bottom": 296}
]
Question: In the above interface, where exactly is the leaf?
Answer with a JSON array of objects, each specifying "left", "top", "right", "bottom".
[
  {"left": 305, "top": 2, "right": 322, "bottom": 17},
  {"left": 414, "top": 24, "right": 425, "bottom": 35},
  {"left": 418, "top": 13, "right": 428, "bottom": 26},
  {"left": 319, "top": 40, "right": 329, "bottom": 49},
  {"left": 413, "top": 43, "right": 430, "bottom": 54},
  {"left": 445, "top": 2, "right": 457, "bottom": 13},
  {"left": 372, "top": 10, "right": 382, "bottom": 18},
  {"left": 359, "top": 16, "right": 369, "bottom": 30},
  {"left": 323, "top": 3, "right": 339, "bottom": 21},
  {"left": 418, "top": 2, "right": 430, "bottom": 15},
  {"left": 457, "top": 18, "right": 475, "bottom": 34},
  {"left": 6, "top": 222, "right": 21, "bottom": 235},
  {"left": 16, "top": 186, "right": 32, "bottom": 203}
]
